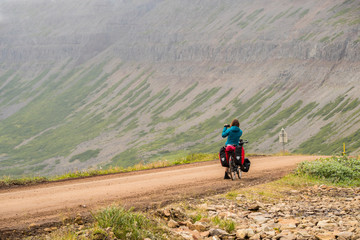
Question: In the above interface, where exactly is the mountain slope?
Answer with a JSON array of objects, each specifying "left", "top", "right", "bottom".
[{"left": 0, "top": 0, "right": 359, "bottom": 177}]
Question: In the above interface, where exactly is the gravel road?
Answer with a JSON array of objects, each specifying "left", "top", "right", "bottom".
[{"left": 0, "top": 155, "right": 322, "bottom": 232}]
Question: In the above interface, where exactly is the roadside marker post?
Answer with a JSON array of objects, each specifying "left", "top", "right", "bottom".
[{"left": 279, "top": 128, "right": 288, "bottom": 152}]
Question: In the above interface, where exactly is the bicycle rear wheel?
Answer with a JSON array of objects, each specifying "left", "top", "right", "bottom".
[
  {"left": 237, "top": 168, "right": 242, "bottom": 179},
  {"left": 229, "top": 156, "right": 237, "bottom": 180}
]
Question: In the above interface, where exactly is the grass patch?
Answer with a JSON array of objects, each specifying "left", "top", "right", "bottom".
[
  {"left": 296, "top": 156, "right": 360, "bottom": 186},
  {"left": 225, "top": 174, "right": 324, "bottom": 203},
  {"left": 211, "top": 216, "right": 236, "bottom": 233},
  {"left": 36, "top": 206, "right": 175, "bottom": 240},
  {"left": 93, "top": 206, "right": 169, "bottom": 240},
  {"left": 224, "top": 170, "right": 335, "bottom": 203}
]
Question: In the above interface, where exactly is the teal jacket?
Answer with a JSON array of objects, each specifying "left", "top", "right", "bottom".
[{"left": 222, "top": 126, "right": 243, "bottom": 146}]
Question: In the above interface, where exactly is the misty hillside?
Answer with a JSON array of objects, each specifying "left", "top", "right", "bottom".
[{"left": 0, "top": 0, "right": 359, "bottom": 177}]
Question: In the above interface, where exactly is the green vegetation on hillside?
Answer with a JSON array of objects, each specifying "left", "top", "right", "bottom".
[
  {"left": 247, "top": 100, "right": 302, "bottom": 143},
  {"left": 295, "top": 123, "right": 336, "bottom": 154},
  {"left": 285, "top": 102, "right": 318, "bottom": 126},
  {"left": 151, "top": 82, "right": 199, "bottom": 120},
  {"left": 253, "top": 89, "right": 297, "bottom": 124},
  {"left": 69, "top": 149, "right": 100, "bottom": 163},
  {"left": 166, "top": 87, "right": 221, "bottom": 121},
  {"left": 299, "top": 9, "right": 310, "bottom": 19},
  {"left": 269, "top": 7, "right": 292, "bottom": 24},
  {"left": 309, "top": 95, "right": 345, "bottom": 119},
  {"left": 237, "top": 8, "right": 264, "bottom": 28}
]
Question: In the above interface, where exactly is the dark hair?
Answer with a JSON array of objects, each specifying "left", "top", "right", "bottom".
[{"left": 231, "top": 119, "right": 240, "bottom": 127}]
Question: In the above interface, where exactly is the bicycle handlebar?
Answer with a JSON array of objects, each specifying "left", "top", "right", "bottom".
[{"left": 239, "top": 139, "right": 248, "bottom": 144}]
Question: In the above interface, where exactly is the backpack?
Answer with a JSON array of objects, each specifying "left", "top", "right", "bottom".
[
  {"left": 219, "top": 146, "right": 228, "bottom": 167},
  {"left": 240, "top": 158, "right": 251, "bottom": 172}
]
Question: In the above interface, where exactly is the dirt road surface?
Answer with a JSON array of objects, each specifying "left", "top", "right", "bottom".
[{"left": 0, "top": 155, "right": 322, "bottom": 233}]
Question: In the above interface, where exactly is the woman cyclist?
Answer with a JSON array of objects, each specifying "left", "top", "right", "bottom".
[{"left": 222, "top": 119, "right": 243, "bottom": 179}]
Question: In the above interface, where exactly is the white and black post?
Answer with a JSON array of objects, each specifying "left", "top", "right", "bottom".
[{"left": 279, "top": 128, "right": 288, "bottom": 152}]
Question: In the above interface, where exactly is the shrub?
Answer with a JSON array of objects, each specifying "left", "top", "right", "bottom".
[{"left": 296, "top": 156, "right": 360, "bottom": 185}]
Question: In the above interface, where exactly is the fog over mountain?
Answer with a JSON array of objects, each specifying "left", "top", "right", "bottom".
[{"left": 0, "top": 0, "right": 359, "bottom": 177}]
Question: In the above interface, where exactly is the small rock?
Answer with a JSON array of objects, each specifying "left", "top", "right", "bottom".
[
  {"left": 264, "top": 230, "right": 276, "bottom": 237},
  {"left": 179, "top": 220, "right": 192, "bottom": 226},
  {"left": 248, "top": 204, "right": 260, "bottom": 211},
  {"left": 251, "top": 215, "right": 269, "bottom": 224},
  {"left": 200, "top": 230, "right": 210, "bottom": 238},
  {"left": 28, "top": 223, "right": 38, "bottom": 229},
  {"left": 317, "top": 220, "right": 337, "bottom": 231},
  {"left": 168, "top": 219, "right": 179, "bottom": 228},
  {"left": 218, "top": 212, "right": 228, "bottom": 218},
  {"left": 183, "top": 229, "right": 201, "bottom": 240},
  {"left": 278, "top": 218, "right": 299, "bottom": 230},
  {"left": 193, "top": 221, "right": 208, "bottom": 232},
  {"left": 348, "top": 220, "right": 358, "bottom": 227},
  {"left": 336, "top": 231, "right": 353, "bottom": 239},
  {"left": 209, "top": 228, "right": 228, "bottom": 236},
  {"left": 74, "top": 215, "right": 83, "bottom": 225},
  {"left": 206, "top": 206, "right": 217, "bottom": 211},
  {"left": 236, "top": 228, "right": 255, "bottom": 239},
  {"left": 296, "top": 229, "right": 311, "bottom": 238},
  {"left": 249, "top": 233, "right": 261, "bottom": 240},
  {"left": 246, "top": 229, "right": 255, "bottom": 237},
  {"left": 236, "top": 229, "right": 247, "bottom": 239},
  {"left": 200, "top": 217, "right": 211, "bottom": 223},
  {"left": 43, "top": 228, "right": 52, "bottom": 232},
  {"left": 179, "top": 231, "right": 193, "bottom": 240},
  {"left": 315, "top": 232, "right": 336, "bottom": 240},
  {"left": 163, "top": 208, "right": 171, "bottom": 217},
  {"left": 208, "top": 211, "right": 218, "bottom": 217},
  {"left": 208, "top": 236, "right": 221, "bottom": 240}
]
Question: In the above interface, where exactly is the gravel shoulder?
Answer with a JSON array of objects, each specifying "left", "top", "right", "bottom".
[{"left": 157, "top": 182, "right": 360, "bottom": 240}]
